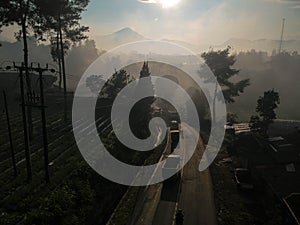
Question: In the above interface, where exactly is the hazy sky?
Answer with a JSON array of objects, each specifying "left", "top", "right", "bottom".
[
  {"left": 81, "top": 0, "right": 300, "bottom": 44},
  {"left": 1, "top": 0, "right": 300, "bottom": 45}
]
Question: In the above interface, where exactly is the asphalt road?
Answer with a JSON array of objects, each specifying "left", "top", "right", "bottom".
[
  {"left": 152, "top": 179, "right": 181, "bottom": 225},
  {"left": 152, "top": 124, "right": 217, "bottom": 225}
]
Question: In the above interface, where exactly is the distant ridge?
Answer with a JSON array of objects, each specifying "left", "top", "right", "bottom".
[
  {"left": 95, "top": 27, "right": 147, "bottom": 50},
  {"left": 213, "top": 38, "right": 300, "bottom": 54},
  {"left": 1, "top": 28, "right": 299, "bottom": 55},
  {"left": 94, "top": 28, "right": 300, "bottom": 53}
]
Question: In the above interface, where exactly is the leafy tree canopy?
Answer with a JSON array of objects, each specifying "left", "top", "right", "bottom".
[
  {"left": 256, "top": 89, "right": 280, "bottom": 123},
  {"left": 201, "top": 47, "right": 250, "bottom": 103},
  {"left": 250, "top": 89, "right": 280, "bottom": 134},
  {"left": 33, "top": 0, "right": 89, "bottom": 43}
]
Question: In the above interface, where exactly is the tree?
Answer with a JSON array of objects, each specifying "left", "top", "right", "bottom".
[
  {"left": 130, "top": 62, "right": 155, "bottom": 139},
  {"left": 89, "top": 69, "right": 134, "bottom": 136},
  {"left": 0, "top": 0, "right": 10, "bottom": 34},
  {"left": 34, "top": 0, "right": 89, "bottom": 78},
  {"left": 86, "top": 75, "right": 105, "bottom": 96},
  {"left": 0, "top": 0, "right": 41, "bottom": 138},
  {"left": 87, "top": 69, "right": 134, "bottom": 101},
  {"left": 201, "top": 47, "right": 250, "bottom": 122},
  {"left": 227, "top": 113, "right": 238, "bottom": 124},
  {"left": 34, "top": 0, "right": 89, "bottom": 121},
  {"left": 255, "top": 89, "right": 280, "bottom": 135},
  {"left": 249, "top": 115, "right": 261, "bottom": 131},
  {"left": 50, "top": 34, "right": 63, "bottom": 90},
  {"left": 186, "top": 87, "right": 209, "bottom": 123},
  {"left": 66, "top": 40, "right": 99, "bottom": 82},
  {"left": 101, "top": 69, "right": 133, "bottom": 100}
]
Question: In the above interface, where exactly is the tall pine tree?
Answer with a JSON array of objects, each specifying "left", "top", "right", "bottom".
[
  {"left": 201, "top": 47, "right": 250, "bottom": 123},
  {"left": 131, "top": 62, "right": 155, "bottom": 139},
  {"left": 34, "top": 0, "right": 89, "bottom": 120},
  {"left": 0, "top": 0, "right": 41, "bottom": 138}
]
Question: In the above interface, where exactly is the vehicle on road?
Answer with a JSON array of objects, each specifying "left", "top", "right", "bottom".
[
  {"left": 170, "top": 120, "right": 180, "bottom": 131},
  {"left": 175, "top": 209, "right": 184, "bottom": 225},
  {"left": 162, "top": 155, "right": 181, "bottom": 180},
  {"left": 170, "top": 130, "right": 180, "bottom": 151},
  {"left": 234, "top": 168, "right": 254, "bottom": 190},
  {"left": 168, "top": 110, "right": 180, "bottom": 122}
]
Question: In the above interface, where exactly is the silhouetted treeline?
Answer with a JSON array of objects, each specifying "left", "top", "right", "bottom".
[{"left": 0, "top": 38, "right": 101, "bottom": 89}]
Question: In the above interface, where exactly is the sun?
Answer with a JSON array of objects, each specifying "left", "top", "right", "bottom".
[{"left": 159, "top": 0, "right": 181, "bottom": 8}]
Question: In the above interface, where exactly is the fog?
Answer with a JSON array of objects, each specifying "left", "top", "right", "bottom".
[
  {"left": 1, "top": 39, "right": 299, "bottom": 120},
  {"left": 229, "top": 50, "right": 300, "bottom": 121}
]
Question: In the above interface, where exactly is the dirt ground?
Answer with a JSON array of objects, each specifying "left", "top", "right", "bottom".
[{"left": 210, "top": 146, "right": 283, "bottom": 225}]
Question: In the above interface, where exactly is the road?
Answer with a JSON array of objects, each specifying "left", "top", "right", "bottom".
[
  {"left": 151, "top": 124, "right": 217, "bottom": 225},
  {"left": 152, "top": 179, "right": 181, "bottom": 225}
]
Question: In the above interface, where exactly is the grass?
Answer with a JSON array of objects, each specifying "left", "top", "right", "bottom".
[
  {"left": 106, "top": 135, "right": 168, "bottom": 225},
  {"left": 0, "top": 106, "right": 121, "bottom": 225},
  {"left": 107, "top": 187, "right": 140, "bottom": 225}
]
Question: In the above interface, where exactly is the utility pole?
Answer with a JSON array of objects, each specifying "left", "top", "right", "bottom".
[
  {"left": 279, "top": 18, "right": 285, "bottom": 54},
  {"left": 6, "top": 62, "right": 55, "bottom": 182},
  {"left": 3, "top": 91, "right": 17, "bottom": 177},
  {"left": 38, "top": 65, "right": 50, "bottom": 183},
  {"left": 28, "top": 63, "right": 53, "bottom": 183},
  {"left": 10, "top": 63, "right": 32, "bottom": 181}
]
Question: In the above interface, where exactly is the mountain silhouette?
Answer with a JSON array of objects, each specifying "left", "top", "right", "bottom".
[
  {"left": 94, "top": 28, "right": 300, "bottom": 54},
  {"left": 214, "top": 38, "right": 300, "bottom": 54},
  {"left": 95, "top": 27, "right": 147, "bottom": 50}
]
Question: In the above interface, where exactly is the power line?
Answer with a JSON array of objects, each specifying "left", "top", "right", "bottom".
[
  {"left": 6, "top": 62, "right": 32, "bottom": 181},
  {"left": 5, "top": 62, "right": 56, "bottom": 183}
]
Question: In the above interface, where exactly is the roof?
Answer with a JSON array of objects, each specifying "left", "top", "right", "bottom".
[
  {"left": 234, "top": 123, "right": 251, "bottom": 135},
  {"left": 268, "top": 140, "right": 300, "bottom": 164},
  {"left": 235, "top": 168, "right": 249, "bottom": 172},
  {"left": 170, "top": 130, "right": 180, "bottom": 134},
  {"left": 268, "top": 136, "right": 284, "bottom": 142},
  {"left": 256, "top": 164, "right": 300, "bottom": 198},
  {"left": 285, "top": 193, "right": 300, "bottom": 224},
  {"left": 167, "top": 155, "right": 180, "bottom": 159},
  {"left": 268, "top": 120, "right": 300, "bottom": 136}
]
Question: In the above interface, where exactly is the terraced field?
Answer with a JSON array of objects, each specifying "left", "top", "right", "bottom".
[{"left": 0, "top": 96, "right": 126, "bottom": 224}]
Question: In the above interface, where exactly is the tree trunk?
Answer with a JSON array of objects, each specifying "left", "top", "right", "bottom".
[
  {"left": 56, "top": 31, "right": 62, "bottom": 90},
  {"left": 21, "top": 5, "right": 33, "bottom": 140},
  {"left": 59, "top": 17, "right": 68, "bottom": 122},
  {"left": 212, "top": 82, "right": 218, "bottom": 125}
]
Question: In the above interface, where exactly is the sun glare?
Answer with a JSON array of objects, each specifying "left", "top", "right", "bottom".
[{"left": 159, "top": 0, "right": 181, "bottom": 8}]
